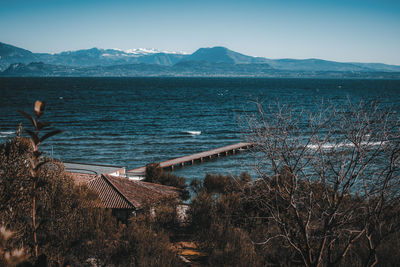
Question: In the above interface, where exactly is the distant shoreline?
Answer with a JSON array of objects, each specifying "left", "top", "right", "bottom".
[{"left": 1, "top": 74, "right": 400, "bottom": 80}]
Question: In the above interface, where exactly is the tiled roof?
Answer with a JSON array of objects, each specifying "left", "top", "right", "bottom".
[
  {"left": 103, "top": 174, "right": 181, "bottom": 209},
  {"left": 69, "top": 173, "right": 98, "bottom": 185},
  {"left": 88, "top": 175, "right": 134, "bottom": 209},
  {"left": 74, "top": 174, "right": 181, "bottom": 210}
]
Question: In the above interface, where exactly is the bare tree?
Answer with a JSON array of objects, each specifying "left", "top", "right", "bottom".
[{"left": 244, "top": 100, "right": 400, "bottom": 266}]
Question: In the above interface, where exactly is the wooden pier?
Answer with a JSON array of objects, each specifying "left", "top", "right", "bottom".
[{"left": 127, "top": 142, "right": 252, "bottom": 176}]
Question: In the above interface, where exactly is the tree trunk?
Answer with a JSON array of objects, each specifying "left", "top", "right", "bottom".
[{"left": 33, "top": 180, "right": 38, "bottom": 258}]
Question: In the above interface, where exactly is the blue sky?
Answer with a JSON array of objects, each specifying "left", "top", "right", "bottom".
[{"left": 1, "top": 0, "right": 399, "bottom": 64}]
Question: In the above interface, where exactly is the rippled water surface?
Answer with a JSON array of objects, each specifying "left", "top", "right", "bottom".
[{"left": 1, "top": 77, "right": 399, "bottom": 181}]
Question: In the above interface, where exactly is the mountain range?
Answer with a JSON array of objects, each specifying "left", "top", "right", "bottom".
[{"left": 1, "top": 42, "right": 400, "bottom": 78}]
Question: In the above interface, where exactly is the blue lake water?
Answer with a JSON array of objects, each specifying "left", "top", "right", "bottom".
[{"left": 1, "top": 77, "right": 399, "bottom": 181}]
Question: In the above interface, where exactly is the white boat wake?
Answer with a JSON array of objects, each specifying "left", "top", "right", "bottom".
[{"left": 184, "top": 131, "right": 202, "bottom": 135}]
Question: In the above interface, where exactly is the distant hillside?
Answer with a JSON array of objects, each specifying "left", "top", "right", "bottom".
[
  {"left": 2, "top": 62, "right": 79, "bottom": 76},
  {"left": 1, "top": 41, "right": 400, "bottom": 78},
  {"left": 173, "top": 61, "right": 273, "bottom": 76},
  {"left": 39, "top": 48, "right": 186, "bottom": 67},
  {"left": 264, "top": 58, "right": 372, "bottom": 72},
  {"left": 0, "top": 42, "right": 40, "bottom": 70},
  {"left": 183, "top": 46, "right": 268, "bottom": 64},
  {"left": 350, "top": 62, "right": 400, "bottom": 72}
]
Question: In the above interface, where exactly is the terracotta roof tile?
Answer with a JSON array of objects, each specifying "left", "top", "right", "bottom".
[
  {"left": 103, "top": 174, "right": 181, "bottom": 209},
  {"left": 69, "top": 173, "right": 98, "bottom": 185},
  {"left": 87, "top": 175, "right": 134, "bottom": 209},
  {"left": 70, "top": 173, "right": 181, "bottom": 210}
]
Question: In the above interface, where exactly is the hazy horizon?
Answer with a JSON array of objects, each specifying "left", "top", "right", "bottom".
[{"left": 1, "top": 0, "right": 399, "bottom": 65}]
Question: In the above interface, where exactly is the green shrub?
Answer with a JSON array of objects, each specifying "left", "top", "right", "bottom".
[{"left": 145, "top": 163, "right": 189, "bottom": 200}]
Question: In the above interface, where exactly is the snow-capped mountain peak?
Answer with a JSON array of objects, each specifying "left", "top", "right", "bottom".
[
  {"left": 112, "top": 48, "right": 189, "bottom": 55},
  {"left": 124, "top": 48, "right": 160, "bottom": 55}
]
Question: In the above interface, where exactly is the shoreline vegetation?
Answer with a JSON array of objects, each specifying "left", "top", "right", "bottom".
[{"left": 1, "top": 100, "right": 400, "bottom": 266}]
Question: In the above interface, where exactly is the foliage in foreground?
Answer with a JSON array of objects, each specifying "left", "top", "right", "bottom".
[
  {"left": 3, "top": 99, "right": 400, "bottom": 266},
  {"left": 0, "top": 137, "right": 182, "bottom": 266},
  {"left": 188, "top": 101, "right": 400, "bottom": 267},
  {"left": 0, "top": 225, "right": 27, "bottom": 266},
  {"left": 189, "top": 171, "right": 400, "bottom": 267}
]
